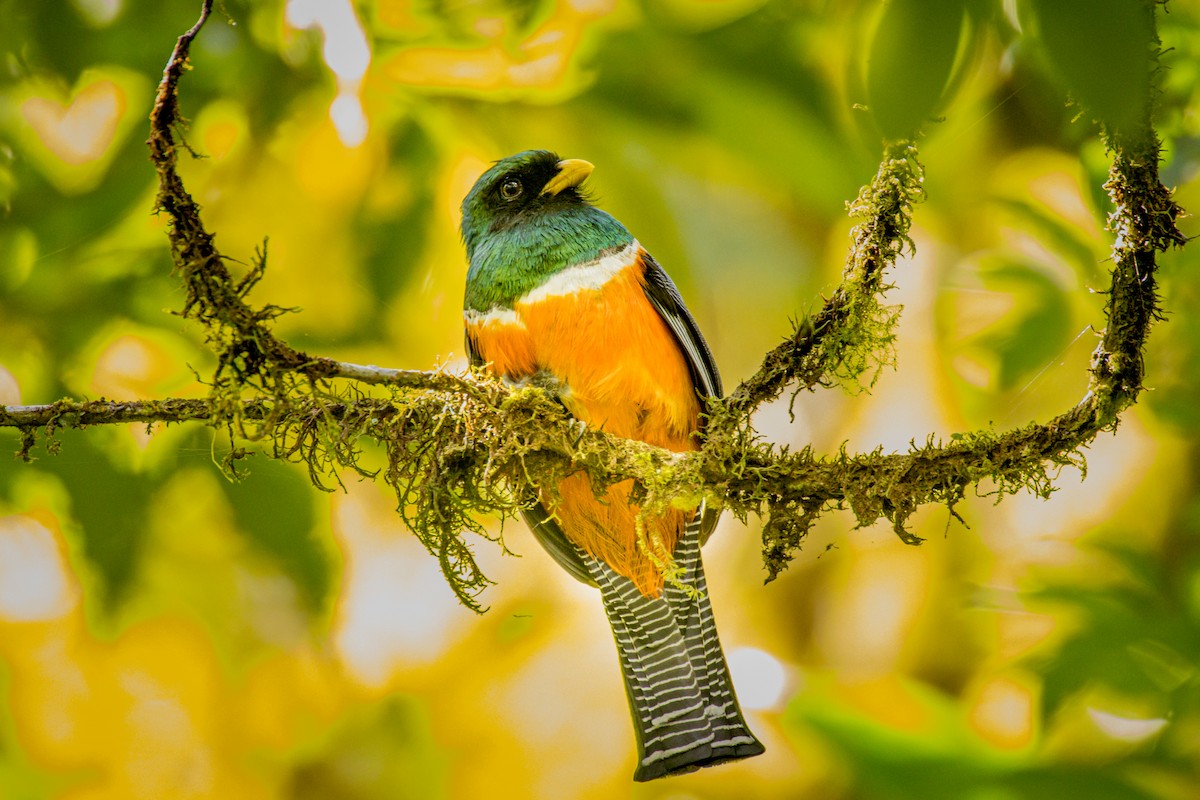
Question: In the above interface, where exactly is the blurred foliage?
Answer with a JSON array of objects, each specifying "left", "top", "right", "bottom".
[
  {"left": 1, "top": 0, "right": 1199, "bottom": 798},
  {"left": 863, "top": 0, "right": 970, "bottom": 139},
  {"left": 1024, "top": 0, "right": 1154, "bottom": 132}
]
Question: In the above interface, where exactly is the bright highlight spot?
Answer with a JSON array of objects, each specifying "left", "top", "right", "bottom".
[
  {"left": 0, "top": 517, "right": 75, "bottom": 622},
  {"left": 0, "top": 365, "right": 20, "bottom": 405},
  {"left": 22, "top": 80, "right": 125, "bottom": 165},
  {"left": 967, "top": 676, "right": 1035, "bottom": 750},
  {"left": 330, "top": 92, "right": 368, "bottom": 148},
  {"left": 72, "top": 0, "right": 123, "bottom": 26},
  {"left": 287, "top": 0, "right": 369, "bottom": 81},
  {"left": 1088, "top": 708, "right": 1168, "bottom": 742},
  {"left": 333, "top": 494, "right": 468, "bottom": 685},
  {"left": 727, "top": 646, "right": 787, "bottom": 711},
  {"left": 287, "top": 0, "right": 371, "bottom": 146},
  {"left": 91, "top": 333, "right": 174, "bottom": 399}
]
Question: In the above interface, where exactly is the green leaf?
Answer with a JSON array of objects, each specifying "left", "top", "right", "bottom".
[
  {"left": 1025, "top": 0, "right": 1153, "bottom": 130},
  {"left": 785, "top": 679, "right": 1156, "bottom": 800},
  {"left": 867, "top": 0, "right": 968, "bottom": 139},
  {"left": 1026, "top": 540, "right": 1200, "bottom": 717}
]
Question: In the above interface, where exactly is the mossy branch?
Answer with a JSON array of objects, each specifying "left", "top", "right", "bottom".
[
  {"left": 0, "top": 0, "right": 1187, "bottom": 608},
  {"left": 718, "top": 141, "right": 919, "bottom": 423}
]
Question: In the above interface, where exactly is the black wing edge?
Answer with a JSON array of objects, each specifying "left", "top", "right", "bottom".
[
  {"left": 521, "top": 502, "right": 597, "bottom": 587},
  {"left": 465, "top": 331, "right": 484, "bottom": 368},
  {"left": 640, "top": 250, "right": 723, "bottom": 544},
  {"left": 640, "top": 252, "right": 723, "bottom": 401}
]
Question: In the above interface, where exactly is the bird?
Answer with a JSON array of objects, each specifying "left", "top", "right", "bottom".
[{"left": 460, "top": 150, "right": 765, "bottom": 781}]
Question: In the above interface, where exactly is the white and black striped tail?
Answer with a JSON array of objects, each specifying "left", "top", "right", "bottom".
[{"left": 579, "top": 521, "right": 765, "bottom": 781}]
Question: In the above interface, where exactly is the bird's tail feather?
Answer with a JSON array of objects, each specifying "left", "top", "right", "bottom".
[{"left": 581, "top": 521, "right": 765, "bottom": 781}]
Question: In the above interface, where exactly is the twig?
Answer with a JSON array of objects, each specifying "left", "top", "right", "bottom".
[{"left": 2, "top": 398, "right": 219, "bottom": 428}]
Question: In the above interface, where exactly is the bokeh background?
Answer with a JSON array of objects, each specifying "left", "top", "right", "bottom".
[{"left": 2, "top": 0, "right": 1200, "bottom": 797}]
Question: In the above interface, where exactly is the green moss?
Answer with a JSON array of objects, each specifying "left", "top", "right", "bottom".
[
  {"left": 3, "top": 7, "right": 1186, "bottom": 610},
  {"left": 717, "top": 142, "right": 921, "bottom": 427}
]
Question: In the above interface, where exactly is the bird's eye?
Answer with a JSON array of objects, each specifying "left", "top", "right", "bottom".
[{"left": 499, "top": 179, "right": 523, "bottom": 201}]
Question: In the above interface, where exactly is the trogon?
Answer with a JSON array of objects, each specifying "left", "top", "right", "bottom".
[{"left": 460, "top": 150, "right": 765, "bottom": 781}]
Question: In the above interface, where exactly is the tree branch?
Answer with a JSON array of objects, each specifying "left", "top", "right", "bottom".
[
  {"left": 0, "top": 0, "right": 1187, "bottom": 607},
  {"left": 720, "top": 141, "right": 920, "bottom": 420},
  {"left": 1, "top": 399, "right": 218, "bottom": 428}
]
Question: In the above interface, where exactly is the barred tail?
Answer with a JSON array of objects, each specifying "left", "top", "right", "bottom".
[{"left": 580, "top": 520, "right": 765, "bottom": 781}]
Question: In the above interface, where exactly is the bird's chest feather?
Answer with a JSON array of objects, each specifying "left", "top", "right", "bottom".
[{"left": 465, "top": 252, "right": 700, "bottom": 452}]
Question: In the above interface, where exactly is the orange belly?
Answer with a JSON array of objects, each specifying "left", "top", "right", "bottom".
[{"left": 466, "top": 256, "right": 700, "bottom": 595}]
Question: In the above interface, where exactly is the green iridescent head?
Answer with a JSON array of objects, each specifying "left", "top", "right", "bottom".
[{"left": 461, "top": 150, "right": 633, "bottom": 311}]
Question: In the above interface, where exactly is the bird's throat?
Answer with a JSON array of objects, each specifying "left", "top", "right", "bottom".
[{"left": 464, "top": 206, "right": 633, "bottom": 312}]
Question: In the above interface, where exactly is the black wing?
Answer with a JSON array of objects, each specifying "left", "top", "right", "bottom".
[
  {"left": 465, "top": 330, "right": 483, "bottom": 368},
  {"left": 640, "top": 252, "right": 723, "bottom": 401},
  {"left": 640, "top": 251, "right": 724, "bottom": 544}
]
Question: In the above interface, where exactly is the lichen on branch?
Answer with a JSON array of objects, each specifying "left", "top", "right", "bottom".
[
  {"left": 0, "top": 0, "right": 1188, "bottom": 607},
  {"left": 719, "top": 140, "right": 921, "bottom": 423}
]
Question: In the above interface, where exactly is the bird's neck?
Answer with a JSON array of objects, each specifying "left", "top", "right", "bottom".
[{"left": 465, "top": 206, "right": 633, "bottom": 312}]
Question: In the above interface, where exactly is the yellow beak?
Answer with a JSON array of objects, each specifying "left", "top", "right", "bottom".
[{"left": 541, "top": 158, "right": 595, "bottom": 196}]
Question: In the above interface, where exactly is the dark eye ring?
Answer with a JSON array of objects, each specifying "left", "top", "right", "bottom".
[{"left": 500, "top": 179, "right": 523, "bottom": 201}]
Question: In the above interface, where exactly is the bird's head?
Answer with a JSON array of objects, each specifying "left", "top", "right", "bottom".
[{"left": 460, "top": 150, "right": 596, "bottom": 258}]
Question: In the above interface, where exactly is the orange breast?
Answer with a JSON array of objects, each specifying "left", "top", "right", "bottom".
[{"left": 466, "top": 253, "right": 701, "bottom": 595}]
